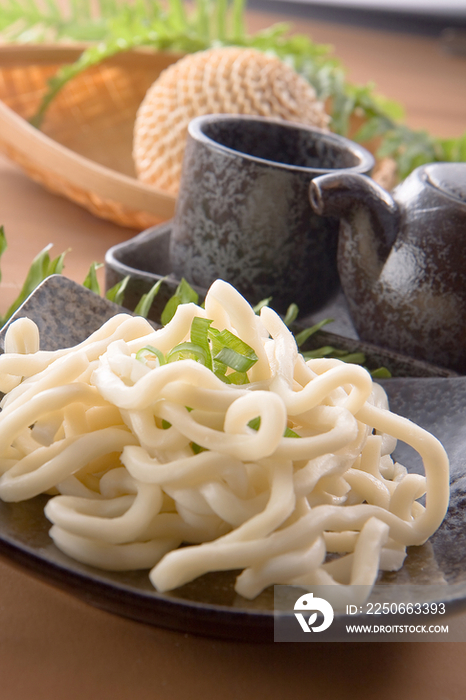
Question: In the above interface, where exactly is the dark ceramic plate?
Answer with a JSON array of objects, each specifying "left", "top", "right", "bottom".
[
  {"left": 0, "top": 276, "right": 465, "bottom": 642},
  {"left": 105, "top": 222, "right": 457, "bottom": 379}
]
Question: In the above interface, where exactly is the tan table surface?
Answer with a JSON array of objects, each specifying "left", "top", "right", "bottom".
[{"left": 0, "top": 8, "right": 466, "bottom": 699}]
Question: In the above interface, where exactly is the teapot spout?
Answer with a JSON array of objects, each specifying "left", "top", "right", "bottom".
[{"left": 309, "top": 172, "right": 400, "bottom": 266}]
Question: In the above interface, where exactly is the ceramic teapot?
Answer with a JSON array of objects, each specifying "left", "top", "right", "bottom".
[{"left": 309, "top": 162, "right": 466, "bottom": 373}]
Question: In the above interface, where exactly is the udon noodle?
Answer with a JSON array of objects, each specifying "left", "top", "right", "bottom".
[{"left": 0, "top": 280, "right": 449, "bottom": 602}]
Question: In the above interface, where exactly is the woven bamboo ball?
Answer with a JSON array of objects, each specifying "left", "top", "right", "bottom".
[{"left": 133, "top": 46, "right": 330, "bottom": 195}]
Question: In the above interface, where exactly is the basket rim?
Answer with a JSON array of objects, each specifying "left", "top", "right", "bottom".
[
  {"left": 0, "top": 42, "right": 185, "bottom": 67},
  {"left": 0, "top": 43, "right": 182, "bottom": 220}
]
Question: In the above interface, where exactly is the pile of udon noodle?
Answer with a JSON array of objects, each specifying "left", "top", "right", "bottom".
[{"left": 0, "top": 280, "right": 449, "bottom": 604}]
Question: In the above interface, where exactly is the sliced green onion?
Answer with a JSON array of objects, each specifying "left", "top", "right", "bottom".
[
  {"left": 221, "top": 371, "right": 250, "bottom": 385},
  {"left": 190, "top": 317, "right": 213, "bottom": 370},
  {"left": 209, "top": 328, "right": 258, "bottom": 373},
  {"left": 212, "top": 358, "right": 228, "bottom": 379},
  {"left": 247, "top": 416, "right": 261, "bottom": 431},
  {"left": 191, "top": 442, "right": 208, "bottom": 454},
  {"left": 248, "top": 416, "right": 300, "bottom": 437},
  {"left": 284, "top": 426, "right": 301, "bottom": 438},
  {"left": 135, "top": 345, "right": 166, "bottom": 366},
  {"left": 166, "top": 342, "right": 208, "bottom": 365},
  {"left": 214, "top": 346, "right": 256, "bottom": 373}
]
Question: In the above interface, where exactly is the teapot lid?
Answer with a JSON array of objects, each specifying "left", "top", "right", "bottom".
[{"left": 425, "top": 163, "right": 466, "bottom": 203}]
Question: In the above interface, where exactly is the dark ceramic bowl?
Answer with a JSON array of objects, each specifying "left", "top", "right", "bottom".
[{"left": 0, "top": 276, "right": 465, "bottom": 641}]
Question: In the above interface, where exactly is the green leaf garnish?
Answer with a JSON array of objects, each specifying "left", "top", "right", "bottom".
[
  {"left": 134, "top": 277, "right": 164, "bottom": 318},
  {"left": 160, "top": 295, "right": 180, "bottom": 326},
  {"left": 253, "top": 297, "right": 272, "bottom": 314},
  {"left": 294, "top": 318, "right": 334, "bottom": 347},
  {"left": 302, "top": 345, "right": 338, "bottom": 360},
  {"left": 301, "top": 345, "right": 391, "bottom": 377},
  {"left": 370, "top": 367, "right": 392, "bottom": 379},
  {"left": 2, "top": 243, "right": 69, "bottom": 323},
  {"left": 176, "top": 278, "right": 200, "bottom": 305},
  {"left": 0, "top": 229, "right": 391, "bottom": 380},
  {"left": 161, "top": 278, "right": 199, "bottom": 325},
  {"left": 0, "top": 226, "right": 7, "bottom": 294},
  {"left": 283, "top": 303, "right": 299, "bottom": 327},
  {"left": 82, "top": 261, "right": 103, "bottom": 295},
  {"left": 106, "top": 274, "right": 130, "bottom": 305}
]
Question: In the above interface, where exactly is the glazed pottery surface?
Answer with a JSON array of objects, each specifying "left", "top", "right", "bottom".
[
  {"left": 310, "top": 162, "right": 466, "bottom": 372},
  {"left": 170, "top": 114, "right": 374, "bottom": 314}
]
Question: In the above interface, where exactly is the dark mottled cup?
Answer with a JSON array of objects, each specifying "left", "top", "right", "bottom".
[{"left": 169, "top": 115, "right": 374, "bottom": 314}]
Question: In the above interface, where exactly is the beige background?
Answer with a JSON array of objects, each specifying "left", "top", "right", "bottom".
[{"left": 0, "top": 7, "right": 466, "bottom": 698}]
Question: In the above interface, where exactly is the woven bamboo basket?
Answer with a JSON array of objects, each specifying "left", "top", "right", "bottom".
[
  {"left": 0, "top": 44, "right": 397, "bottom": 230},
  {"left": 0, "top": 44, "right": 184, "bottom": 229}
]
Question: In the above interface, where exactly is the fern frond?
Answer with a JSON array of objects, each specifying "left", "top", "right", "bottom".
[
  {"left": 0, "top": 0, "right": 124, "bottom": 41},
  {"left": 29, "top": 0, "right": 243, "bottom": 127},
  {"left": 2, "top": 0, "right": 464, "bottom": 176}
]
